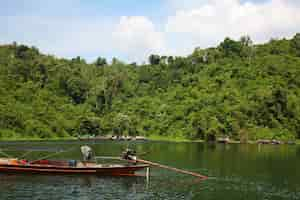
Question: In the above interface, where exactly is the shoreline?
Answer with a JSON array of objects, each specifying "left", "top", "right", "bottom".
[
  {"left": 147, "top": 135, "right": 204, "bottom": 143},
  {"left": 0, "top": 136, "right": 299, "bottom": 145},
  {"left": 0, "top": 137, "right": 77, "bottom": 142}
]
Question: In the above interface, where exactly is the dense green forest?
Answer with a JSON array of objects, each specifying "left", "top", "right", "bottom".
[{"left": 1, "top": 34, "right": 300, "bottom": 141}]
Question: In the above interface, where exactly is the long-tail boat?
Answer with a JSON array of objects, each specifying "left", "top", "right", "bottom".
[
  {"left": 0, "top": 147, "right": 208, "bottom": 180},
  {"left": 0, "top": 158, "right": 148, "bottom": 176}
]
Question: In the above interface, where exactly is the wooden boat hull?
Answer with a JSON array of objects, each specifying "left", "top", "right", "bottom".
[{"left": 0, "top": 164, "right": 148, "bottom": 176}]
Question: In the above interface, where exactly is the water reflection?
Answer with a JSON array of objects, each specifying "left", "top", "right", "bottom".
[
  {"left": 297, "top": 145, "right": 300, "bottom": 157},
  {"left": 0, "top": 174, "right": 148, "bottom": 200},
  {"left": 0, "top": 141, "right": 299, "bottom": 200}
]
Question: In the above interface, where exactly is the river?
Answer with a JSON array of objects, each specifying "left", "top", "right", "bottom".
[{"left": 0, "top": 140, "right": 299, "bottom": 200}]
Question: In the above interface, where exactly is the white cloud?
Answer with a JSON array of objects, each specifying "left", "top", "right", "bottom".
[
  {"left": 165, "top": 0, "right": 300, "bottom": 54},
  {"left": 0, "top": 15, "right": 115, "bottom": 61},
  {"left": 112, "top": 16, "right": 166, "bottom": 62},
  {"left": 1, "top": 0, "right": 300, "bottom": 63}
]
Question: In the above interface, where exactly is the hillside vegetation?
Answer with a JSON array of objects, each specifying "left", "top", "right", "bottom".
[{"left": 1, "top": 34, "right": 300, "bottom": 141}]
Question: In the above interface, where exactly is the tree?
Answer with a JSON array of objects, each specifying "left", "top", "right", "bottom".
[
  {"left": 94, "top": 57, "right": 107, "bottom": 67},
  {"left": 1, "top": 35, "right": 300, "bottom": 141},
  {"left": 15, "top": 45, "right": 38, "bottom": 59},
  {"left": 240, "top": 35, "right": 252, "bottom": 47},
  {"left": 149, "top": 54, "right": 160, "bottom": 65},
  {"left": 111, "top": 57, "right": 124, "bottom": 65},
  {"left": 38, "top": 63, "right": 48, "bottom": 88},
  {"left": 218, "top": 37, "right": 243, "bottom": 57},
  {"left": 291, "top": 33, "right": 300, "bottom": 56},
  {"left": 62, "top": 77, "right": 89, "bottom": 104},
  {"left": 113, "top": 113, "right": 131, "bottom": 135},
  {"left": 239, "top": 35, "right": 253, "bottom": 59},
  {"left": 167, "top": 56, "right": 174, "bottom": 64},
  {"left": 77, "top": 117, "right": 101, "bottom": 136},
  {"left": 24, "top": 119, "right": 52, "bottom": 138}
]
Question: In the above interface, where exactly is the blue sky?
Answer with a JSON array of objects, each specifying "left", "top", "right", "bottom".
[{"left": 1, "top": 0, "right": 299, "bottom": 63}]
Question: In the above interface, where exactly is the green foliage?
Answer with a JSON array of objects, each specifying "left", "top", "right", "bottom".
[
  {"left": 94, "top": 57, "right": 107, "bottom": 67},
  {"left": 77, "top": 117, "right": 101, "bottom": 136},
  {"left": 249, "top": 127, "right": 295, "bottom": 141},
  {"left": 24, "top": 119, "right": 52, "bottom": 138},
  {"left": 60, "top": 76, "right": 89, "bottom": 104},
  {"left": 149, "top": 54, "right": 160, "bottom": 65},
  {"left": 0, "top": 129, "right": 20, "bottom": 139},
  {"left": 291, "top": 33, "right": 300, "bottom": 56},
  {"left": 0, "top": 34, "right": 300, "bottom": 140},
  {"left": 219, "top": 37, "right": 243, "bottom": 57}
]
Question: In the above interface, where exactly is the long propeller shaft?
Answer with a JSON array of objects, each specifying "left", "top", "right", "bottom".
[{"left": 132, "top": 157, "right": 208, "bottom": 180}]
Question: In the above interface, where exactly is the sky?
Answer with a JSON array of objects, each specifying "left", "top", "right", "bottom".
[{"left": 1, "top": 0, "right": 300, "bottom": 63}]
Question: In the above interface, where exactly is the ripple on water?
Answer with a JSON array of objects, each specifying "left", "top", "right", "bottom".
[{"left": 0, "top": 141, "right": 299, "bottom": 200}]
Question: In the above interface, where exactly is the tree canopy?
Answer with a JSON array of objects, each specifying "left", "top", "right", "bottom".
[{"left": 0, "top": 34, "right": 300, "bottom": 140}]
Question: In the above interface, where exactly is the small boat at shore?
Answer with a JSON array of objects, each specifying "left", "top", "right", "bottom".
[
  {"left": 78, "top": 135, "right": 148, "bottom": 141},
  {"left": 0, "top": 158, "right": 148, "bottom": 176},
  {"left": 217, "top": 137, "right": 230, "bottom": 144},
  {"left": 111, "top": 135, "right": 148, "bottom": 141}
]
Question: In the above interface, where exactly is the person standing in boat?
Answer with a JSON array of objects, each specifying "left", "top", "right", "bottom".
[{"left": 81, "top": 145, "right": 93, "bottom": 162}]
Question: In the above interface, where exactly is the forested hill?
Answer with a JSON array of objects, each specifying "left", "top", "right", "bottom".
[{"left": 1, "top": 34, "right": 300, "bottom": 140}]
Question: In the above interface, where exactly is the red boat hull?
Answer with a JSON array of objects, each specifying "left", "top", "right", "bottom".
[{"left": 0, "top": 164, "right": 148, "bottom": 176}]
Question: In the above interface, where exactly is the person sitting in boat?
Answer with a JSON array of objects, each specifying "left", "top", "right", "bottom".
[
  {"left": 122, "top": 148, "right": 137, "bottom": 162},
  {"left": 80, "top": 145, "right": 93, "bottom": 162}
]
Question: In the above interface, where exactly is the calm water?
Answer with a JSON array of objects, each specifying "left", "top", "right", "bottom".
[{"left": 0, "top": 140, "right": 299, "bottom": 200}]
